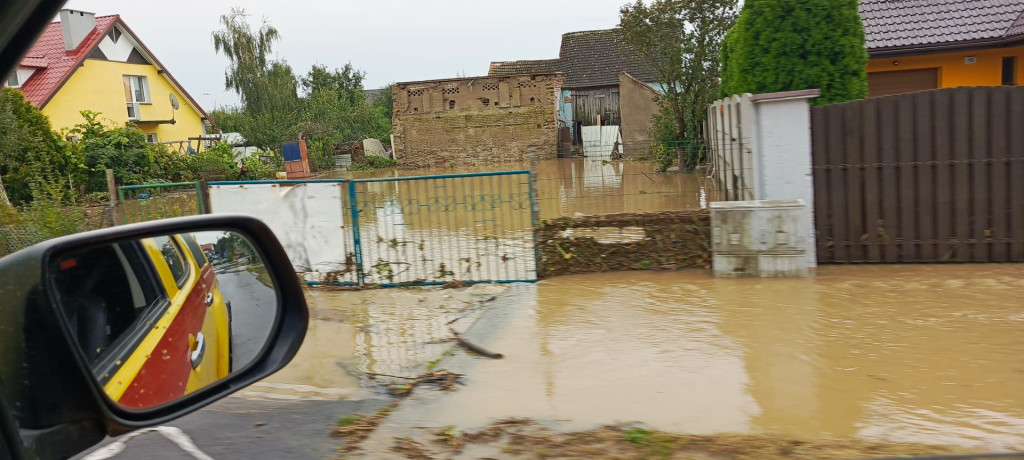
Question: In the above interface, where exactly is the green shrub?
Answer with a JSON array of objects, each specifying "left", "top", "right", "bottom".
[
  {"left": 720, "top": 0, "right": 867, "bottom": 105},
  {"left": 348, "top": 155, "right": 395, "bottom": 172},
  {"left": 188, "top": 142, "right": 238, "bottom": 182},
  {"left": 241, "top": 151, "right": 282, "bottom": 179}
]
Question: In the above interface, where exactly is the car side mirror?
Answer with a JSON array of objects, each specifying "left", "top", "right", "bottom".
[{"left": 0, "top": 215, "right": 308, "bottom": 459}]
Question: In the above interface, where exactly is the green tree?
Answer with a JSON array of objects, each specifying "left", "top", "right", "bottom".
[
  {"left": 208, "top": 105, "right": 249, "bottom": 134},
  {"left": 619, "top": 0, "right": 739, "bottom": 169},
  {"left": 296, "top": 67, "right": 391, "bottom": 172},
  {"left": 719, "top": 0, "right": 868, "bottom": 105},
  {"left": 0, "top": 88, "right": 70, "bottom": 205},
  {"left": 301, "top": 63, "right": 365, "bottom": 104},
  {"left": 212, "top": 8, "right": 299, "bottom": 151}
]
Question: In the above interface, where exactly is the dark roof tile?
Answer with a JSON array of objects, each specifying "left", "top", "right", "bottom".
[
  {"left": 861, "top": 0, "right": 1024, "bottom": 50},
  {"left": 488, "top": 28, "right": 660, "bottom": 88}
]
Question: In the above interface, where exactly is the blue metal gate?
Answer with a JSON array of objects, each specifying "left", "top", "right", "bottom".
[
  {"left": 209, "top": 171, "right": 537, "bottom": 287},
  {"left": 346, "top": 171, "right": 537, "bottom": 286}
]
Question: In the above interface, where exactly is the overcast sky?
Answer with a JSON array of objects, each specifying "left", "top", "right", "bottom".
[{"left": 62, "top": 0, "right": 633, "bottom": 110}]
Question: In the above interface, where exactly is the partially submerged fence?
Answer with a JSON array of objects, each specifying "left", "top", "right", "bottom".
[
  {"left": 117, "top": 182, "right": 206, "bottom": 225},
  {"left": 812, "top": 86, "right": 1024, "bottom": 263},
  {"left": 348, "top": 172, "right": 536, "bottom": 285},
  {"left": 208, "top": 171, "right": 537, "bottom": 286}
]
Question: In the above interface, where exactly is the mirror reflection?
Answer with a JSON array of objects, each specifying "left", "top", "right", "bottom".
[{"left": 50, "top": 231, "right": 278, "bottom": 410}]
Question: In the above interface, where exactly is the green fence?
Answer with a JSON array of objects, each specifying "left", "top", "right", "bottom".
[
  {"left": 117, "top": 182, "right": 206, "bottom": 225},
  {"left": 347, "top": 171, "right": 537, "bottom": 286}
]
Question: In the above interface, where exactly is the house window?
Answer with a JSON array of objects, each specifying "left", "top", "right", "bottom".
[
  {"left": 1002, "top": 57, "right": 1016, "bottom": 86},
  {"left": 5, "top": 72, "right": 18, "bottom": 88},
  {"left": 145, "top": 133, "right": 158, "bottom": 143},
  {"left": 123, "top": 75, "right": 150, "bottom": 120}
]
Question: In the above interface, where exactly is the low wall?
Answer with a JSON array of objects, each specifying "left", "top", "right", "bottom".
[{"left": 536, "top": 210, "right": 710, "bottom": 278}]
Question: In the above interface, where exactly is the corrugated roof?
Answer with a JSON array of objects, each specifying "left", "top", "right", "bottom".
[
  {"left": 488, "top": 29, "right": 659, "bottom": 88},
  {"left": 860, "top": 0, "right": 1024, "bottom": 51}
]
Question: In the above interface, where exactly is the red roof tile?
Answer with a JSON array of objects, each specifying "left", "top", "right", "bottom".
[
  {"left": 18, "top": 15, "right": 118, "bottom": 107},
  {"left": 20, "top": 56, "right": 49, "bottom": 68}
]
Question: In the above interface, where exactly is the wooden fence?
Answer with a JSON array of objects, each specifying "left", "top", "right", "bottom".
[{"left": 812, "top": 86, "right": 1024, "bottom": 263}]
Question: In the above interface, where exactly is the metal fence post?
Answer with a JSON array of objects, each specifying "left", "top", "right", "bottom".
[
  {"left": 347, "top": 180, "right": 365, "bottom": 286},
  {"left": 527, "top": 148, "right": 541, "bottom": 278},
  {"left": 106, "top": 169, "right": 121, "bottom": 226},
  {"left": 197, "top": 181, "right": 210, "bottom": 214}
]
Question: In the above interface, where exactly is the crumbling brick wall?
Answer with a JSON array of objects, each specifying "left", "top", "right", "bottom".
[
  {"left": 536, "top": 209, "right": 711, "bottom": 278},
  {"left": 392, "top": 74, "right": 560, "bottom": 168}
]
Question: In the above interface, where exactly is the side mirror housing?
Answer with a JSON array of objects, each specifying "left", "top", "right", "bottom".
[{"left": 0, "top": 215, "right": 308, "bottom": 459}]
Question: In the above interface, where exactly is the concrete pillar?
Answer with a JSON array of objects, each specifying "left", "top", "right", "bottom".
[{"left": 748, "top": 89, "right": 820, "bottom": 267}]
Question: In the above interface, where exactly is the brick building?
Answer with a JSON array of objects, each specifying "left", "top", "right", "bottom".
[{"left": 392, "top": 73, "right": 560, "bottom": 168}]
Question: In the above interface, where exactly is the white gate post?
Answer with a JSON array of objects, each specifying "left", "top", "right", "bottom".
[{"left": 749, "top": 89, "right": 820, "bottom": 267}]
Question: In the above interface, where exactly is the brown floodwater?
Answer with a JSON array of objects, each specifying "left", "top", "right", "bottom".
[
  {"left": 237, "top": 284, "right": 507, "bottom": 401},
  {"left": 367, "top": 265, "right": 1024, "bottom": 451},
  {"left": 324, "top": 157, "right": 715, "bottom": 219},
  {"left": 317, "top": 158, "right": 712, "bottom": 284}
]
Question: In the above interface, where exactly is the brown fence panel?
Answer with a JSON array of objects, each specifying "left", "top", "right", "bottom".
[
  {"left": 861, "top": 99, "right": 882, "bottom": 262},
  {"left": 913, "top": 91, "right": 935, "bottom": 261},
  {"left": 827, "top": 104, "right": 849, "bottom": 262},
  {"left": 970, "top": 87, "right": 990, "bottom": 261},
  {"left": 844, "top": 101, "right": 865, "bottom": 262},
  {"left": 1011, "top": 90, "right": 1024, "bottom": 261},
  {"left": 878, "top": 96, "right": 900, "bottom": 262},
  {"left": 812, "top": 86, "right": 1024, "bottom": 264},
  {"left": 989, "top": 87, "right": 1009, "bottom": 262},
  {"left": 951, "top": 89, "right": 971, "bottom": 261},
  {"left": 897, "top": 94, "right": 917, "bottom": 261},
  {"left": 933, "top": 90, "right": 954, "bottom": 261},
  {"left": 812, "top": 107, "right": 832, "bottom": 263}
]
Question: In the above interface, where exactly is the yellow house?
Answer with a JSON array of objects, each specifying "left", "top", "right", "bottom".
[
  {"left": 3, "top": 9, "right": 211, "bottom": 144},
  {"left": 861, "top": 0, "right": 1024, "bottom": 97}
]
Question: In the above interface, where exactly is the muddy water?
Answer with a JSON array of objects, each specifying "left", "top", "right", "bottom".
[
  {"left": 382, "top": 265, "right": 1024, "bottom": 450},
  {"left": 237, "top": 284, "right": 506, "bottom": 401},
  {"left": 324, "top": 157, "right": 715, "bottom": 219},
  {"left": 318, "top": 158, "right": 712, "bottom": 283}
]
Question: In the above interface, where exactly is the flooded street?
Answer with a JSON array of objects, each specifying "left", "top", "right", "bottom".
[
  {"left": 238, "top": 284, "right": 507, "bottom": 401},
  {"left": 352, "top": 264, "right": 1024, "bottom": 453},
  {"left": 326, "top": 157, "right": 714, "bottom": 219}
]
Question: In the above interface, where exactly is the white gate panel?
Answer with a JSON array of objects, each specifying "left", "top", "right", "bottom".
[{"left": 209, "top": 183, "right": 346, "bottom": 273}]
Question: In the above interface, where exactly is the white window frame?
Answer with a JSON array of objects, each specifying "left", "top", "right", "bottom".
[
  {"left": 145, "top": 133, "right": 158, "bottom": 143},
  {"left": 5, "top": 72, "right": 19, "bottom": 88},
  {"left": 123, "top": 75, "right": 151, "bottom": 121}
]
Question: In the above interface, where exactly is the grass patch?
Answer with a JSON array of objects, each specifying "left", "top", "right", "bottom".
[
  {"left": 425, "top": 357, "right": 442, "bottom": 372},
  {"left": 246, "top": 264, "right": 273, "bottom": 288},
  {"left": 337, "top": 415, "right": 359, "bottom": 427}
]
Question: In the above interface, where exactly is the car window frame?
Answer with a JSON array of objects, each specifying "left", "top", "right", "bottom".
[
  {"left": 180, "top": 234, "right": 210, "bottom": 269},
  {"left": 51, "top": 240, "right": 174, "bottom": 386},
  {"left": 153, "top": 235, "right": 191, "bottom": 289}
]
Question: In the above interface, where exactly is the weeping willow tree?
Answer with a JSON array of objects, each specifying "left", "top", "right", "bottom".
[{"left": 211, "top": 8, "right": 300, "bottom": 151}]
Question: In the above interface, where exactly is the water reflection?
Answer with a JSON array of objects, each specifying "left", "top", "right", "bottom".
[
  {"left": 384, "top": 265, "right": 1024, "bottom": 450},
  {"left": 325, "top": 157, "right": 716, "bottom": 219}
]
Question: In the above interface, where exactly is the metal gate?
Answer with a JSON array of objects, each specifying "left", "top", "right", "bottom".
[
  {"left": 208, "top": 171, "right": 538, "bottom": 287},
  {"left": 347, "top": 171, "right": 537, "bottom": 286},
  {"left": 117, "top": 181, "right": 206, "bottom": 225}
]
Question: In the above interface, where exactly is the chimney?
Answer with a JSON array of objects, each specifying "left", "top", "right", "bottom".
[{"left": 59, "top": 9, "right": 97, "bottom": 51}]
